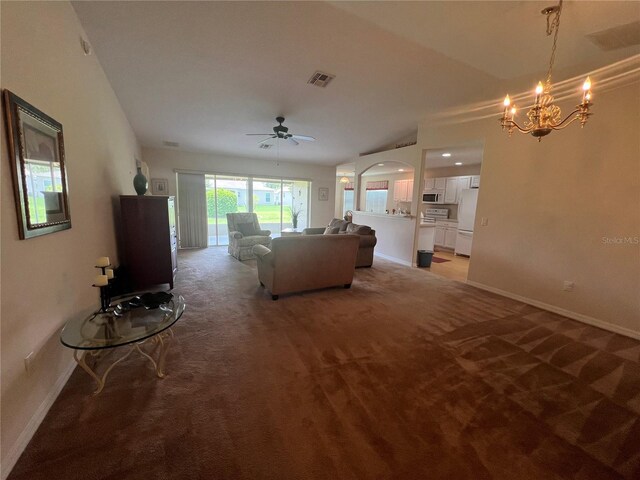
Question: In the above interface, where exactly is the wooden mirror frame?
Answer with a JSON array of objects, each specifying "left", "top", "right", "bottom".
[{"left": 3, "top": 90, "right": 71, "bottom": 239}]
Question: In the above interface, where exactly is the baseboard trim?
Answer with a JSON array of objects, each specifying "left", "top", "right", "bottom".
[
  {"left": 466, "top": 280, "right": 640, "bottom": 340},
  {"left": 1, "top": 359, "right": 76, "bottom": 480},
  {"left": 374, "top": 252, "right": 412, "bottom": 267}
]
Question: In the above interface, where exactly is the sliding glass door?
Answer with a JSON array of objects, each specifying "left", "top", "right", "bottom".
[
  {"left": 206, "top": 175, "right": 248, "bottom": 246},
  {"left": 205, "top": 175, "right": 310, "bottom": 246}
]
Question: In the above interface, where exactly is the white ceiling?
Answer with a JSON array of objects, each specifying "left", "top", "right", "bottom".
[
  {"left": 425, "top": 145, "right": 484, "bottom": 169},
  {"left": 72, "top": 1, "right": 639, "bottom": 166}
]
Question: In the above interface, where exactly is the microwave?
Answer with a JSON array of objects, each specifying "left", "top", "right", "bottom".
[{"left": 423, "top": 191, "right": 445, "bottom": 204}]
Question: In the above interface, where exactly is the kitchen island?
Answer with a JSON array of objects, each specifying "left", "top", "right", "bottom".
[{"left": 352, "top": 211, "right": 416, "bottom": 266}]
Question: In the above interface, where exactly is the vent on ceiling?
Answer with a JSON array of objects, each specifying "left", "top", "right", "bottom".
[
  {"left": 163, "top": 140, "right": 180, "bottom": 148},
  {"left": 258, "top": 143, "right": 272, "bottom": 149},
  {"left": 586, "top": 21, "right": 640, "bottom": 51},
  {"left": 307, "top": 71, "right": 335, "bottom": 88}
]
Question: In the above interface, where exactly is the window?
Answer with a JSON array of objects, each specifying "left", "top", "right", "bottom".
[
  {"left": 204, "top": 175, "right": 310, "bottom": 245},
  {"left": 365, "top": 180, "right": 388, "bottom": 214},
  {"left": 343, "top": 183, "right": 354, "bottom": 214}
]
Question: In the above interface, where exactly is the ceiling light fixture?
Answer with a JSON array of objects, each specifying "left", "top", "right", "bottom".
[
  {"left": 398, "top": 168, "right": 405, "bottom": 172},
  {"left": 500, "top": 0, "right": 592, "bottom": 141},
  {"left": 339, "top": 176, "right": 350, "bottom": 184},
  {"left": 455, "top": 162, "right": 463, "bottom": 166},
  {"left": 377, "top": 163, "right": 384, "bottom": 166},
  {"left": 442, "top": 153, "right": 451, "bottom": 157}
]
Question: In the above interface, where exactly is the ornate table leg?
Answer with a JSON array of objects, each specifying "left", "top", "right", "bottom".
[
  {"left": 73, "top": 347, "right": 135, "bottom": 395},
  {"left": 133, "top": 328, "right": 173, "bottom": 378}
]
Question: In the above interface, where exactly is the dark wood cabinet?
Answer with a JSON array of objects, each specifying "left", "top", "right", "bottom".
[{"left": 120, "top": 195, "right": 177, "bottom": 290}]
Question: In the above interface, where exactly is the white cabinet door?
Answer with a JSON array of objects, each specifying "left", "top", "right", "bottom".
[
  {"left": 424, "top": 178, "right": 435, "bottom": 190},
  {"left": 471, "top": 175, "right": 480, "bottom": 188},
  {"left": 434, "top": 177, "right": 446, "bottom": 190},
  {"left": 406, "top": 180, "right": 413, "bottom": 201},
  {"left": 435, "top": 226, "right": 446, "bottom": 246},
  {"left": 444, "top": 227, "right": 457, "bottom": 249},
  {"left": 444, "top": 177, "right": 458, "bottom": 204}
]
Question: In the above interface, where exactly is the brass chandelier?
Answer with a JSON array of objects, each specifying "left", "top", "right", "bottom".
[{"left": 500, "top": 0, "right": 593, "bottom": 141}]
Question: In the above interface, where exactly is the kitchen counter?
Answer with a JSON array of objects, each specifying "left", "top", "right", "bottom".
[
  {"left": 354, "top": 211, "right": 414, "bottom": 220},
  {"left": 352, "top": 211, "right": 416, "bottom": 265}
]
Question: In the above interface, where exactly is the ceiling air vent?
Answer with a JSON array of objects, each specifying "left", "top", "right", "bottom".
[
  {"left": 307, "top": 71, "right": 335, "bottom": 88},
  {"left": 258, "top": 143, "right": 272, "bottom": 149},
  {"left": 163, "top": 141, "right": 180, "bottom": 148},
  {"left": 586, "top": 21, "right": 640, "bottom": 51}
]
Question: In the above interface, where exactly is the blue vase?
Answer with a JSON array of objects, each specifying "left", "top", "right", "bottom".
[{"left": 133, "top": 167, "right": 147, "bottom": 195}]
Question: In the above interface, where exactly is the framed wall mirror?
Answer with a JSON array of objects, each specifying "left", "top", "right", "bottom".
[{"left": 3, "top": 90, "right": 71, "bottom": 239}]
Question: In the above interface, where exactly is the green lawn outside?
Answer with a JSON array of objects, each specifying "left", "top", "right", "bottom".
[{"left": 208, "top": 205, "right": 293, "bottom": 225}]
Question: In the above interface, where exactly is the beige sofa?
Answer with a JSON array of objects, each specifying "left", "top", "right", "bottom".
[
  {"left": 252, "top": 234, "right": 360, "bottom": 300},
  {"left": 303, "top": 218, "right": 377, "bottom": 268}
]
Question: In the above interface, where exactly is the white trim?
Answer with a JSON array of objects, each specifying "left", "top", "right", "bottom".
[
  {"left": 466, "top": 280, "right": 640, "bottom": 340},
  {"left": 1, "top": 359, "right": 76, "bottom": 480},
  {"left": 374, "top": 252, "right": 413, "bottom": 267}
]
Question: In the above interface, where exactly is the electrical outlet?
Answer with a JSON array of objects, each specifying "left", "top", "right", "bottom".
[
  {"left": 481, "top": 217, "right": 488, "bottom": 226},
  {"left": 24, "top": 351, "right": 34, "bottom": 374},
  {"left": 563, "top": 281, "right": 575, "bottom": 292}
]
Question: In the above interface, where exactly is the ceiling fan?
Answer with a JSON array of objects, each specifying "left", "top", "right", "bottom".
[{"left": 246, "top": 116, "right": 316, "bottom": 146}]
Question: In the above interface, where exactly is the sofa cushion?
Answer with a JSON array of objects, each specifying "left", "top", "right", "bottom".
[
  {"left": 345, "top": 223, "right": 372, "bottom": 235},
  {"left": 324, "top": 226, "right": 340, "bottom": 235},
  {"left": 237, "top": 222, "right": 258, "bottom": 237}
]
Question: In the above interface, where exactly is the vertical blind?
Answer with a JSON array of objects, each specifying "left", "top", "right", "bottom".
[{"left": 177, "top": 173, "right": 208, "bottom": 248}]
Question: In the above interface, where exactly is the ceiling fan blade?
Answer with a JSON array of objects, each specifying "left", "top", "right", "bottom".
[
  {"left": 257, "top": 136, "right": 276, "bottom": 145},
  {"left": 287, "top": 137, "right": 299, "bottom": 146},
  {"left": 246, "top": 133, "right": 274, "bottom": 136},
  {"left": 290, "top": 134, "right": 316, "bottom": 142}
]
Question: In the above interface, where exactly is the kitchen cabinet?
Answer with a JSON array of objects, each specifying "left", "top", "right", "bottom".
[
  {"left": 424, "top": 178, "right": 435, "bottom": 190},
  {"left": 393, "top": 179, "right": 414, "bottom": 202},
  {"left": 434, "top": 226, "right": 445, "bottom": 246},
  {"left": 434, "top": 220, "right": 458, "bottom": 249},
  {"left": 444, "top": 228, "right": 457, "bottom": 249},
  {"left": 471, "top": 175, "right": 480, "bottom": 188},
  {"left": 434, "top": 177, "right": 446, "bottom": 190},
  {"left": 444, "top": 177, "right": 458, "bottom": 204}
]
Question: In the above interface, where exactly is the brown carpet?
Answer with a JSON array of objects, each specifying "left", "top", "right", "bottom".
[{"left": 9, "top": 248, "right": 640, "bottom": 480}]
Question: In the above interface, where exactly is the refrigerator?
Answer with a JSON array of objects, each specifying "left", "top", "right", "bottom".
[{"left": 455, "top": 189, "right": 478, "bottom": 256}]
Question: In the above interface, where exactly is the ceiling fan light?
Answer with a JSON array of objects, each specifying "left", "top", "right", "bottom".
[{"left": 340, "top": 176, "right": 350, "bottom": 184}]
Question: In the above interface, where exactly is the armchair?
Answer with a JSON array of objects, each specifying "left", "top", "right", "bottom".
[{"left": 226, "top": 212, "right": 272, "bottom": 261}]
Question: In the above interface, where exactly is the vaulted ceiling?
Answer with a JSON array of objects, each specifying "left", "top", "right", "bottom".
[{"left": 72, "top": 1, "right": 639, "bottom": 165}]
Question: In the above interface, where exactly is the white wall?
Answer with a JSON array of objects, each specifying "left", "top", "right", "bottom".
[
  {"left": 1, "top": 2, "right": 141, "bottom": 476},
  {"left": 142, "top": 147, "right": 336, "bottom": 228},
  {"left": 418, "top": 80, "right": 640, "bottom": 337}
]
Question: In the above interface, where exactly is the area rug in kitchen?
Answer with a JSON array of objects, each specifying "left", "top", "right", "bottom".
[{"left": 431, "top": 256, "right": 450, "bottom": 263}]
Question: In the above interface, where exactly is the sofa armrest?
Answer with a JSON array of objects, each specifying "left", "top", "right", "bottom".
[
  {"left": 302, "top": 227, "right": 325, "bottom": 235},
  {"left": 359, "top": 234, "right": 377, "bottom": 248},
  {"left": 230, "top": 230, "right": 243, "bottom": 239},
  {"left": 252, "top": 244, "right": 274, "bottom": 266},
  {"left": 258, "top": 229, "right": 271, "bottom": 236}
]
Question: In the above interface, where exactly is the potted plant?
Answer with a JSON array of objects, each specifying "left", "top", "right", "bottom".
[{"left": 291, "top": 203, "right": 303, "bottom": 229}]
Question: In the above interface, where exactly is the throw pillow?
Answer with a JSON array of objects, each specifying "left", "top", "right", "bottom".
[
  {"left": 328, "top": 218, "right": 349, "bottom": 232},
  {"left": 346, "top": 223, "right": 371, "bottom": 235},
  {"left": 237, "top": 222, "right": 258, "bottom": 236},
  {"left": 323, "top": 226, "right": 340, "bottom": 235}
]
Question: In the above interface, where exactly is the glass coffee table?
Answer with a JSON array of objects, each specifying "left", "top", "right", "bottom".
[{"left": 60, "top": 294, "right": 185, "bottom": 395}]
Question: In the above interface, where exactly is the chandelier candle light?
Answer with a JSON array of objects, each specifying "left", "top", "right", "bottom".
[
  {"left": 93, "top": 257, "right": 115, "bottom": 312},
  {"left": 500, "top": 0, "right": 593, "bottom": 141}
]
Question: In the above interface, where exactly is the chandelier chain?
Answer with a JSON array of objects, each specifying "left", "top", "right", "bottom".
[{"left": 545, "top": 0, "right": 563, "bottom": 87}]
